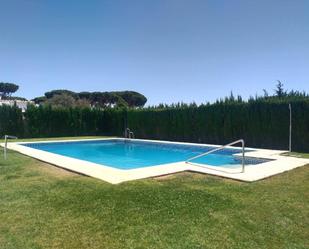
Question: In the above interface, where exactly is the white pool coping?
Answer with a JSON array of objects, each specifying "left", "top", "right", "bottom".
[{"left": 2, "top": 138, "right": 309, "bottom": 184}]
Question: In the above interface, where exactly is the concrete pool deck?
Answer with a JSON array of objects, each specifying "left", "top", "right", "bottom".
[{"left": 2, "top": 138, "right": 309, "bottom": 184}]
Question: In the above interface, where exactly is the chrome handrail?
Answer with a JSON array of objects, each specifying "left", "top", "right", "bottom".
[
  {"left": 3, "top": 135, "right": 18, "bottom": 160},
  {"left": 125, "top": 128, "right": 130, "bottom": 138},
  {"left": 129, "top": 131, "right": 135, "bottom": 139},
  {"left": 125, "top": 128, "right": 135, "bottom": 139},
  {"left": 185, "top": 139, "right": 246, "bottom": 173}
]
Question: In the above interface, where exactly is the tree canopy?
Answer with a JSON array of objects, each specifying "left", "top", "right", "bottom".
[
  {"left": 113, "top": 91, "right": 147, "bottom": 107},
  {"left": 0, "top": 82, "right": 19, "bottom": 99},
  {"left": 44, "top": 90, "right": 78, "bottom": 99},
  {"left": 275, "top": 80, "right": 287, "bottom": 98},
  {"left": 45, "top": 93, "right": 76, "bottom": 108},
  {"left": 33, "top": 89, "right": 147, "bottom": 108}
]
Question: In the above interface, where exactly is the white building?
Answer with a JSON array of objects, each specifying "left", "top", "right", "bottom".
[{"left": 0, "top": 99, "right": 33, "bottom": 112}]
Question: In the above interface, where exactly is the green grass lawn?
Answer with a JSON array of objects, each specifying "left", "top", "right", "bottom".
[
  {"left": 282, "top": 152, "right": 309, "bottom": 159},
  {"left": 0, "top": 138, "right": 308, "bottom": 249}
]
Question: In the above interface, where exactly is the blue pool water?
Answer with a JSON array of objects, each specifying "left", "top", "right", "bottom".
[{"left": 22, "top": 139, "right": 270, "bottom": 170}]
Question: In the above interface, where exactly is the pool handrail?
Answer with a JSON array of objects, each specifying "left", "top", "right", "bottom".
[
  {"left": 3, "top": 135, "right": 18, "bottom": 160},
  {"left": 185, "top": 139, "right": 246, "bottom": 173},
  {"left": 125, "top": 128, "right": 135, "bottom": 139},
  {"left": 129, "top": 131, "right": 135, "bottom": 139}
]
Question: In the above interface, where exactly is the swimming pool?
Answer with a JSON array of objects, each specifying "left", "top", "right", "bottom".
[
  {"left": 6, "top": 138, "right": 303, "bottom": 183},
  {"left": 22, "top": 139, "right": 270, "bottom": 170}
]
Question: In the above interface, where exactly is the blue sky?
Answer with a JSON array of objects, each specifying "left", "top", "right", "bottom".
[{"left": 0, "top": 0, "right": 308, "bottom": 105}]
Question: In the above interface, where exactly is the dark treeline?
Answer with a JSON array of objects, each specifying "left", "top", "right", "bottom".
[
  {"left": 127, "top": 98, "right": 309, "bottom": 152},
  {"left": 32, "top": 89, "right": 147, "bottom": 108},
  {"left": 0, "top": 104, "right": 125, "bottom": 138},
  {"left": 1, "top": 83, "right": 309, "bottom": 152}
]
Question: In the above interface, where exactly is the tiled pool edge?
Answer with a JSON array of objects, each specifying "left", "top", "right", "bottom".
[{"left": 2, "top": 138, "right": 309, "bottom": 184}]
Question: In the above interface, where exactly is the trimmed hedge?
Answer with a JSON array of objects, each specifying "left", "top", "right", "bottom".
[
  {"left": 127, "top": 101, "right": 309, "bottom": 151},
  {"left": 0, "top": 104, "right": 24, "bottom": 137},
  {"left": 23, "top": 105, "right": 125, "bottom": 138},
  {"left": 1, "top": 100, "right": 309, "bottom": 152}
]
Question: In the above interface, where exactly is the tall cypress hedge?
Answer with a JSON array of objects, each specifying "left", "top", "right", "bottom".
[
  {"left": 126, "top": 100, "right": 309, "bottom": 152},
  {"left": 0, "top": 100, "right": 309, "bottom": 152},
  {"left": 0, "top": 104, "right": 24, "bottom": 137},
  {"left": 23, "top": 105, "right": 125, "bottom": 137}
]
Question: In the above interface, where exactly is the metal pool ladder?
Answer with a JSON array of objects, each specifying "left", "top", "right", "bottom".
[
  {"left": 3, "top": 135, "right": 18, "bottom": 160},
  {"left": 185, "top": 139, "right": 246, "bottom": 173},
  {"left": 125, "top": 128, "right": 135, "bottom": 139}
]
